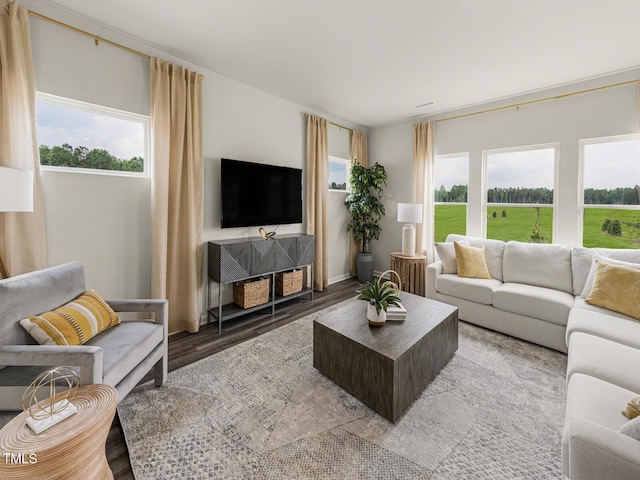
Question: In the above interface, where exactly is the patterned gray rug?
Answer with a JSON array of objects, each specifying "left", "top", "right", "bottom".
[{"left": 118, "top": 300, "right": 567, "bottom": 479}]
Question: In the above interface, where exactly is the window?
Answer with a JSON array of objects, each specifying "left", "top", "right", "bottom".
[
  {"left": 579, "top": 135, "right": 640, "bottom": 248},
  {"left": 36, "top": 92, "right": 149, "bottom": 176},
  {"left": 329, "top": 156, "right": 350, "bottom": 192},
  {"left": 484, "top": 145, "right": 557, "bottom": 243},
  {"left": 434, "top": 153, "right": 468, "bottom": 242}
]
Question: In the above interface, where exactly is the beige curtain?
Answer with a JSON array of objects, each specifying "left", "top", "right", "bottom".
[
  {"left": 0, "top": 0, "right": 46, "bottom": 277},
  {"left": 150, "top": 58, "right": 203, "bottom": 333},
  {"left": 413, "top": 121, "right": 435, "bottom": 262},
  {"left": 349, "top": 130, "right": 368, "bottom": 276},
  {"left": 305, "top": 115, "right": 328, "bottom": 291}
]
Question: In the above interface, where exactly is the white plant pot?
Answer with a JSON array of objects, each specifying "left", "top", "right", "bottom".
[{"left": 367, "top": 303, "right": 386, "bottom": 326}]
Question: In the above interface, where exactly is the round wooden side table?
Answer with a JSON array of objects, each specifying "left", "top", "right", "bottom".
[
  {"left": 0, "top": 384, "right": 118, "bottom": 480},
  {"left": 390, "top": 252, "right": 427, "bottom": 297}
]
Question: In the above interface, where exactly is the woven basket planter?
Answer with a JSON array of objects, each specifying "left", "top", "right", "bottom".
[
  {"left": 233, "top": 277, "right": 270, "bottom": 308},
  {"left": 276, "top": 269, "right": 303, "bottom": 297}
]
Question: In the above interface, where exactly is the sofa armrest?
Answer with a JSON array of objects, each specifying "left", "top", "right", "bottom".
[
  {"left": 426, "top": 261, "right": 443, "bottom": 300},
  {"left": 569, "top": 417, "right": 640, "bottom": 480},
  {"left": 0, "top": 345, "right": 103, "bottom": 386},
  {"left": 107, "top": 299, "right": 169, "bottom": 328}
]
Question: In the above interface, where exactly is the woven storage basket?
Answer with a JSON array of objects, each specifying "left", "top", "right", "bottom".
[
  {"left": 233, "top": 277, "right": 270, "bottom": 308},
  {"left": 276, "top": 269, "right": 303, "bottom": 296}
]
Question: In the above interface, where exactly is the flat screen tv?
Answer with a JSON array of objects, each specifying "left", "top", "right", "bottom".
[{"left": 221, "top": 158, "right": 303, "bottom": 228}]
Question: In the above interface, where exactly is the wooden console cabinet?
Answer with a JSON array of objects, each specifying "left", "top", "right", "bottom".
[{"left": 207, "top": 234, "right": 315, "bottom": 333}]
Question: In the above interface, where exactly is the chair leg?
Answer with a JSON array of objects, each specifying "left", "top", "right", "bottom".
[{"left": 154, "top": 356, "right": 167, "bottom": 387}]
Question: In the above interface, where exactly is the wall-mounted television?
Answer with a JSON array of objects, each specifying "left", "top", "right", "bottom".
[{"left": 221, "top": 158, "right": 303, "bottom": 229}]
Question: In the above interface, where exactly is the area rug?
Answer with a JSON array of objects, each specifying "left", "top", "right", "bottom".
[{"left": 118, "top": 300, "right": 567, "bottom": 479}]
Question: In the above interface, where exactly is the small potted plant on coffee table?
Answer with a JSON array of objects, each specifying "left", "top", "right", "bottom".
[{"left": 357, "top": 270, "right": 402, "bottom": 326}]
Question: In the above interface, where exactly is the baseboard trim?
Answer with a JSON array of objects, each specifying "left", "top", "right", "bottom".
[{"left": 328, "top": 273, "right": 353, "bottom": 285}]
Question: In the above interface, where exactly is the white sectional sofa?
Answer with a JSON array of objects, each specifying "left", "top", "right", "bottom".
[{"left": 426, "top": 234, "right": 640, "bottom": 480}]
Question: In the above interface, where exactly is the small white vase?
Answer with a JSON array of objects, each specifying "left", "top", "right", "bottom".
[{"left": 367, "top": 303, "right": 386, "bottom": 326}]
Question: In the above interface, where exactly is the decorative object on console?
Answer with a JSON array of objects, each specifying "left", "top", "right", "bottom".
[
  {"left": 0, "top": 166, "right": 34, "bottom": 279},
  {"left": 397, "top": 203, "right": 422, "bottom": 256},
  {"left": 259, "top": 226, "right": 277, "bottom": 240},
  {"left": 357, "top": 270, "right": 402, "bottom": 326},
  {"left": 21, "top": 367, "right": 80, "bottom": 434},
  {"left": 344, "top": 161, "right": 389, "bottom": 282}
]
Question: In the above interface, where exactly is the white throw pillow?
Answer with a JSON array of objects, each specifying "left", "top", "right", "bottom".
[
  {"left": 435, "top": 240, "right": 467, "bottom": 274},
  {"left": 619, "top": 416, "right": 640, "bottom": 441},
  {"left": 581, "top": 254, "right": 640, "bottom": 298}
]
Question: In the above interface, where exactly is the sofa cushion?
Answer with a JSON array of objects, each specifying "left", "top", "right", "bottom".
[
  {"left": 567, "top": 333, "right": 640, "bottom": 393},
  {"left": 454, "top": 242, "right": 492, "bottom": 279},
  {"left": 571, "top": 246, "right": 595, "bottom": 296},
  {"left": 435, "top": 240, "right": 466, "bottom": 274},
  {"left": 585, "top": 262, "right": 640, "bottom": 320},
  {"left": 87, "top": 321, "right": 163, "bottom": 388},
  {"left": 562, "top": 373, "right": 639, "bottom": 476},
  {"left": 19, "top": 290, "right": 120, "bottom": 346},
  {"left": 582, "top": 254, "right": 640, "bottom": 298},
  {"left": 502, "top": 241, "right": 573, "bottom": 293},
  {"left": 435, "top": 274, "right": 502, "bottom": 305},
  {"left": 0, "top": 262, "right": 86, "bottom": 346},
  {"left": 567, "top": 303, "right": 640, "bottom": 349},
  {"left": 492, "top": 282, "right": 573, "bottom": 326},
  {"left": 620, "top": 416, "right": 640, "bottom": 440},
  {"left": 446, "top": 234, "right": 505, "bottom": 281}
]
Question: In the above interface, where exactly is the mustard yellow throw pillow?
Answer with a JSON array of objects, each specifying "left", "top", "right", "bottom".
[
  {"left": 454, "top": 241, "right": 492, "bottom": 279},
  {"left": 585, "top": 262, "right": 640, "bottom": 320},
  {"left": 20, "top": 290, "right": 120, "bottom": 346}
]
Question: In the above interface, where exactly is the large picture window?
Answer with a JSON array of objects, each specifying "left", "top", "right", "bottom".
[
  {"left": 434, "top": 153, "right": 468, "bottom": 242},
  {"left": 484, "top": 145, "right": 557, "bottom": 243},
  {"left": 36, "top": 92, "right": 149, "bottom": 176},
  {"left": 579, "top": 135, "right": 640, "bottom": 248}
]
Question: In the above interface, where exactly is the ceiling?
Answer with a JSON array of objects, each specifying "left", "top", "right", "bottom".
[{"left": 45, "top": 0, "right": 640, "bottom": 128}]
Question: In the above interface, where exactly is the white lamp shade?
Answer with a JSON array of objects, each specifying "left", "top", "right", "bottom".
[
  {"left": 0, "top": 167, "right": 34, "bottom": 212},
  {"left": 397, "top": 203, "right": 422, "bottom": 224}
]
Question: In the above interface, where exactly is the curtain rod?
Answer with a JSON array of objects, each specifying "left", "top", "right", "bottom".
[
  {"left": 28, "top": 10, "right": 152, "bottom": 60},
  {"left": 304, "top": 113, "right": 355, "bottom": 133},
  {"left": 434, "top": 79, "right": 640, "bottom": 124}
]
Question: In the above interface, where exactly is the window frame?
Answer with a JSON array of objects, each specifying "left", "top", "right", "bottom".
[
  {"left": 577, "top": 133, "right": 640, "bottom": 246},
  {"left": 36, "top": 92, "right": 151, "bottom": 178},
  {"left": 481, "top": 143, "right": 559, "bottom": 242},
  {"left": 433, "top": 152, "right": 469, "bottom": 240},
  {"left": 328, "top": 155, "right": 351, "bottom": 193}
]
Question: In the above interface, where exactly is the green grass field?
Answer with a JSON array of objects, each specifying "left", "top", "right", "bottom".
[{"left": 434, "top": 205, "right": 640, "bottom": 248}]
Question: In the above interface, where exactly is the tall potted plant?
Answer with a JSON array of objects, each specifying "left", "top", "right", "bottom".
[{"left": 344, "top": 160, "right": 388, "bottom": 282}]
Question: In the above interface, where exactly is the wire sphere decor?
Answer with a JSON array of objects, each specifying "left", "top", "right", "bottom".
[{"left": 21, "top": 367, "right": 80, "bottom": 421}]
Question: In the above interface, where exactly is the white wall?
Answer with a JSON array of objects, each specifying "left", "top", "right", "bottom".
[
  {"left": 327, "top": 125, "right": 352, "bottom": 284},
  {"left": 21, "top": 1, "right": 363, "bottom": 312},
  {"left": 369, "top": 69, "right": 640, "bottom": 273}
]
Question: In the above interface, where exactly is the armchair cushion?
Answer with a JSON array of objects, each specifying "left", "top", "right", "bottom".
[{"left": 19, "top": 290, "right": 120, "bottom": 346}]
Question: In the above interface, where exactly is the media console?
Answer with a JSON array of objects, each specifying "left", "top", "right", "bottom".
[{"left": 206, "top": 234, "right": 315, "bottom": 333}]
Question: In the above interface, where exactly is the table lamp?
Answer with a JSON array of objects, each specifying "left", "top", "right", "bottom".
[
  {"left": 0, "top": 166, "right": 34, "bottom": 278},
  {"left": 397, "top": 203, "right": 422, "bottom": 256}
]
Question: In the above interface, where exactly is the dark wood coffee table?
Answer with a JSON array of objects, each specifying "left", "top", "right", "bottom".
[{"left": 313, "top": 292, "right": 458, "bottom": 422}]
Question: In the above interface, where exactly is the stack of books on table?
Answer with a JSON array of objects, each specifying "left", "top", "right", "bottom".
[{"left": 386, "top": 303, "right": 407, "bottom": 321}]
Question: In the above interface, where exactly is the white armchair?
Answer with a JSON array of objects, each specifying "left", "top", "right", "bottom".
[{"left": 0, "top": 262, "right": 168, "bottom": 410}]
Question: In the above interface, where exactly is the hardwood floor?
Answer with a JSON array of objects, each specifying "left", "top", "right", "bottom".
[{"left": 107, "top": 277, "right": 361, "bottom": 479}]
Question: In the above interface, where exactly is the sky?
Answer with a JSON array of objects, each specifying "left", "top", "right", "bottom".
[
  {"left": 36, "top": 101, "right": 145, "bottom": 160},
  {"left": 435, "top": 141, "right": 640, "bottom": 190}
]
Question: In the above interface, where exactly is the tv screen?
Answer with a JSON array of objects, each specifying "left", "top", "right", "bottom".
[{"left": 221, "top": 158, "right": 303, "bottom": 228}]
